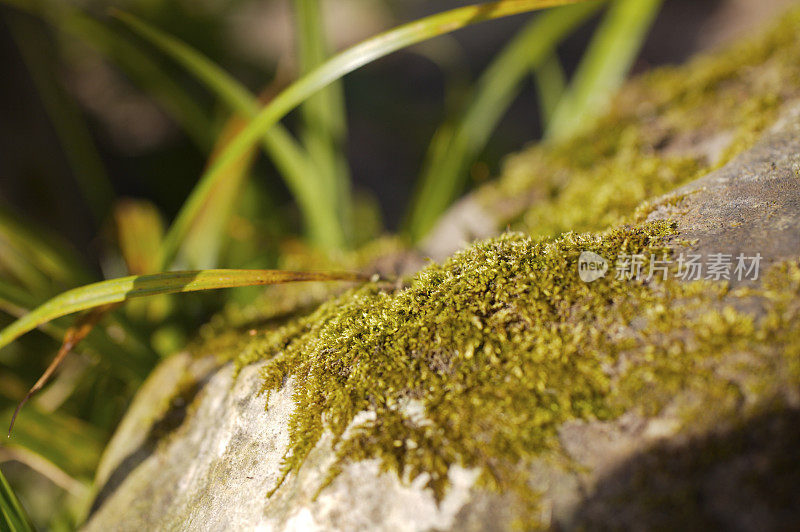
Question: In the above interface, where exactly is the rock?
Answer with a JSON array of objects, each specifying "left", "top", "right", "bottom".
[
  {"left": 83, "top": 100, "right": 800, "bottom": 532},
  {"left": 423, "top": 8, "right": 800, "bottom": 258},
  {"left": 84, "top": 358, "right": 484, "bottom": 531},
  {"left": 646, "top": 102, "right": 800, "bottom": 280},
  {"left": 83, "top": 13, "right": 800, "bottom": 532}
]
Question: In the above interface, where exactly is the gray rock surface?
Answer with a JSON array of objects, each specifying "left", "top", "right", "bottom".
[
  {"left": 84, "top": 356, "right": 483, "bottom": 531},
  {"left": 647, "top": 102, "right": 800, "bottom": 281},
  {"left": 82, "top": 101, "right": 800, "bottom": 531}
]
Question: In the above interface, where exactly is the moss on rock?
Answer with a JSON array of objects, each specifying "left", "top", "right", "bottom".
[
  {"left": 183, "top": 8, "right": 800, "bottom": 528},
  {"left": 483, "top": 8, "right": 800, "bottom": 238},
  {"left": 207, "top": 214, "right": 798, "bottom": 526}
]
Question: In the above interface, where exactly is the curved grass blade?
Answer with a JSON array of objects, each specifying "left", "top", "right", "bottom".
[
  {"left": 547, "top": 0, "right": 662, "bottom": 140},
  {"left": 110, "top": 11, "right": 344, "bottom": 256},
  {"left": 0, "top": 467, "right": 34, "bottom": 532},
  {"left": 0, "top": 278, "right": 155, "bottom": 382},
  {"left": 154, "top": 0, "right": 590, "bottom": 265},
  {"left": 8, "top": 304, "right": 118, "bottom": 437},
  {"left": 0, "top": 270, "right": 368, "bottom": 353},
  {"left": 534, "top": 52, "right": 568, "bottom": 129},
  {"left": 405, "top": 2, "right": 602, "bottom": 241}
]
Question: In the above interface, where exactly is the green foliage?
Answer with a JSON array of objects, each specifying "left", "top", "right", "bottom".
[
  {"left": 187, "top": 0, "right": 590, "bottom": 252},
  {"left": 110, "top": 11, "right": 340, "bottom": 258},
  {"left": 2, "top": 406, "right": 104, "bottom": 482},
  {"left": 405, "top": 2, "right": 602, "bottom": 241},
  {"left": 0, "top": 270, "right": 367, "bottom": 353},
  {"left": 547, "top": 0, "right": 663, "bottom": 140},
  {"left": 1, "top": 467, "right": 34, "bottom": 532},
  {"left": 293, "top": 0, "right": 354, "bottom": 243}
]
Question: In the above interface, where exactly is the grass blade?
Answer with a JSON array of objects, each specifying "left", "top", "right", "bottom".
[
  {"left": 110, "top": 10, "right": 345, "bottom": 258},
  {"left": 0, "top": 269, "right": 368, "bottom": 352},
  {"left": 405, "top": 2, "right": 601, "bottom": 241},
  {"left": 293, "top": 0, "right": 353, "bottom": 241},
  {"left": 0, "top": 207, "right": 157, "bottom": 379},
  {"left": 0, "top": 467, "right": 34, "bottom": 532},
  {"left": 164, "top": 0, "right": 591, "bottom": 262},
  {"left": 534, "top": 52, "right": 568, "bottom": 129},
  {"left": 547, "top": 0, "right": 662, "bottom": 140},
  {"left": 7, "top": 305, "right": 118, "bottom": 437},
  {"left": 0, "top": 278, "right": 155, "bottom": 382}
]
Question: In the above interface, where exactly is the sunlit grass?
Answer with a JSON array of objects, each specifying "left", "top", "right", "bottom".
[
  {"left": 405, "top": 2, "right": 603, "bottom": 241},
  {"left": 547, "top": 0, "right": 662, "bottom": 140}
]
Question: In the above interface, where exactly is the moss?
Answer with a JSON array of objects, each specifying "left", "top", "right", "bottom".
[
  {"left": 483, "top": 8, "right": 800, "bottom": 238},
  {"left": 229, "top": 222, "right": 675, "bottom": 507},
  {"left": 207, "top": 210, "right": 796, "bottom": 526},
  {"left": 185, "top": 8, "right": 800, "bottom": 527},
  {"left": 189, "top": 236, "right": 408, "bottom": 360}
]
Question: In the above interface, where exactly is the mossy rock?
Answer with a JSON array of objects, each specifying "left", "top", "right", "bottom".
[{"left": 83, "top": 12, "right": 800, "bottom": 532}]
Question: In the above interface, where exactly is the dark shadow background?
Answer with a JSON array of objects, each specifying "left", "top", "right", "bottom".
[
  {"left": 567, "top": 406, "right": 800, "bottom": 530},
  {"left": 0, "top": 0, "right": 793, "bottom": 267}
]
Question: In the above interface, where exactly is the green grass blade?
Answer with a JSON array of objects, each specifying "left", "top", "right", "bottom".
[
  {"left": 547, "top": 0, "right": 662, "bottom": 140},
  {"left": 405, "top": 2, "right": 601, "bottom": 241},
  {"left": 0, "top": 467, "right": 34, "bottom": 532},
  {"left": 0, "top": 279, "right": 155, "bottom": 381},
  {"left": 293, "top": 0, "right": 353, "bottom": 242},
  {"left": 0, "top": 270, "right": 367, "bottom": 352},
  {"left": 534, "top": 52, "right": 568, "bottom": 129},
  {"left": 110, "top": 10, "right": 254, "bottom": 116},
  {"left": 110, "top": 11, "right": 345, "bottom": 260},
  {"left": 161, "top": 0, "right": 590, "bottom": 261},
  {"left": 9, "top": 18, "right": 114, "bottom": 225}
]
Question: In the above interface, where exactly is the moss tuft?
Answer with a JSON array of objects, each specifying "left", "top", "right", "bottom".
[{"left": 207, "top": 216, "right": 800, "bottom": 527}]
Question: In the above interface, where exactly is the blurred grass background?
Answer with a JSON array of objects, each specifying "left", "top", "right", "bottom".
[{"left": 0, "top": 0, "right": 795, "bottom": 528}]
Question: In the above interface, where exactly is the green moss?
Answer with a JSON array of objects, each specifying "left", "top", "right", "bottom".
[
  {"left": 186, "top": 8, "right": 800, "bottom": 527},
  {"left": 190, "top": 236, "right": 407, "bottom": 360},
  {"left": 206, "top": 202, "right": 794, "bottom": 521},
  {"left": 484, "top": 8, "right": 800, "bottom": 238},
  {"left": 229, "top": 222, "right": 675, "bottom": 507}
]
